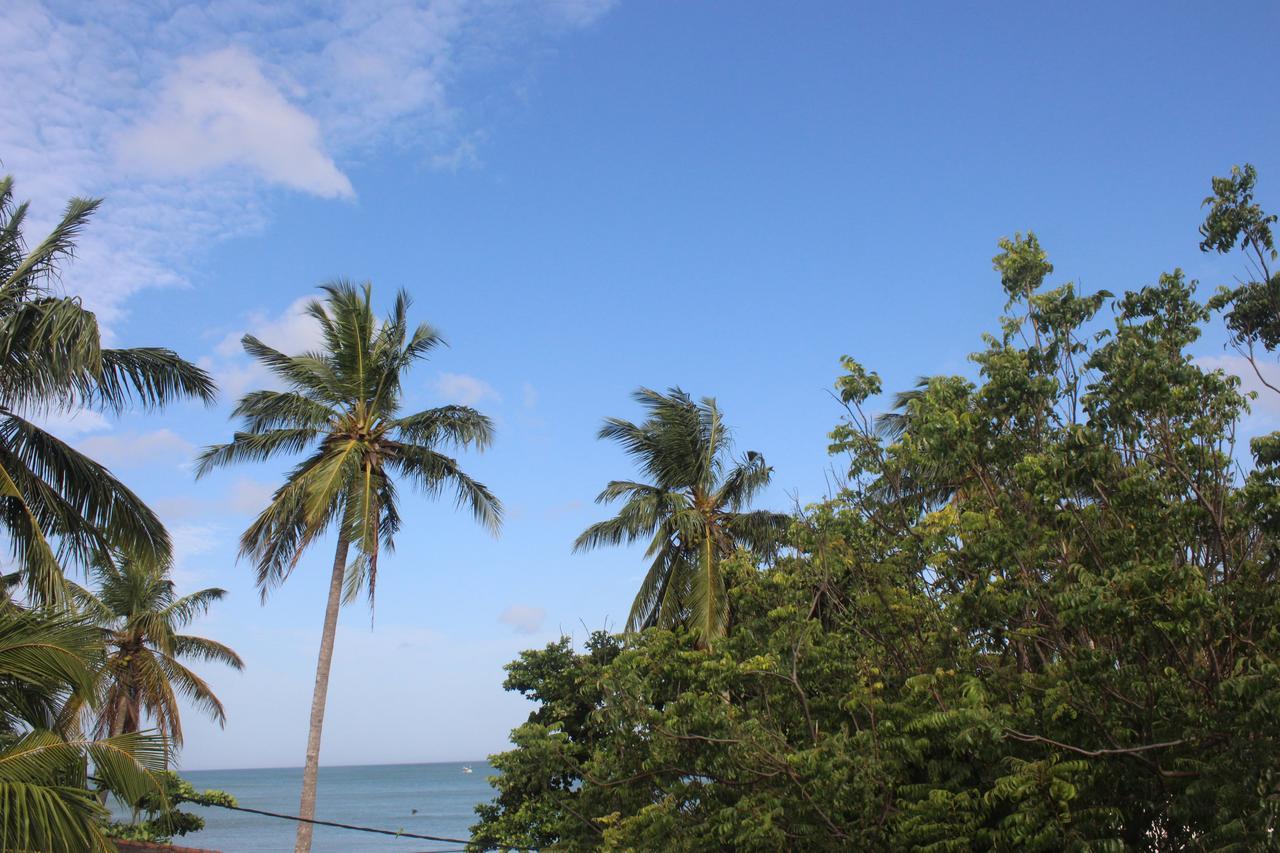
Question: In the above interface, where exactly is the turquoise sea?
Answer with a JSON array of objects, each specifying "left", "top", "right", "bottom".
[{"left": 168, "top": 762, "right": 495, "bottom": 851}]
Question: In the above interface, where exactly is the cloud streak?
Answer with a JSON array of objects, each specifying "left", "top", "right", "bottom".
[
  {"left": 499, "top": 604, "right": 547, "bottom": 634},
  {"left": 434, "top": 372, "right": 502, "bottom": 406},
  {"left": 77, "top": 428, "right": 195, "bottom": 469}
]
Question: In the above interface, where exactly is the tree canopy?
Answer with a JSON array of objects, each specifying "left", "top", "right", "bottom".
[{"left": 474, "top": 166, "right": 1280, "bottom": 851}]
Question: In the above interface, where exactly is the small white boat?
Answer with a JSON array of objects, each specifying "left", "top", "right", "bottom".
[{"left": 462, "top": 765, "right": 473, "bottom": 774}]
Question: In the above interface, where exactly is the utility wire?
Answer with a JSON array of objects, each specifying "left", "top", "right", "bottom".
[
  {"left": 199, "top": 800, "right": 535, "bottom": 850},
  {"left": 95, "top": 776, "right": 530, "bottom": 849},
  {"left": 197, "top": 800, "right": 472, "bottom": 844}
]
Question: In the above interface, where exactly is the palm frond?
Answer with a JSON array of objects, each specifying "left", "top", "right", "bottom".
[
  {"left": 715, "top": 450, "right": 773, "bottom": 511},
  {"left": 194, "top": 428, "right": 319, "bottom": 478},
  {"left": 95, "top": 347, "right": 216, "bottom": 411},
  {"left": 0, "top": 778, "right": 113, "bottom": 853},
  {"left": 391, "top": 443, "right": 502, "bottom": 534},
  {"left": 155, "top": 654, "right": 226, "bottom": 733},
  {"left": 685, "top": 528, "right": 728, "bottom": 646},
  {"left": 625, "top": 540, "right": 682, "bottom": 632},
  {"left": 160, "top": 587, "right": 228, "bottom": 629},
  {"left": 0, "top": 412, "right": 170, "bottom": 565},
  {"left": 2, "top": 195, "right": 100, "bottom": 294},
  {"left": 231, "top": 390, "right": 335, "bottom": 433},
  {"left": 393, "top": 405, "right": 494, "bottom": 450},
  {"left": 171, "top": 635, "right": 244, "bottom": 671},
  {"left": 240, "top": 336, "right": 344, "bottom": 402}
]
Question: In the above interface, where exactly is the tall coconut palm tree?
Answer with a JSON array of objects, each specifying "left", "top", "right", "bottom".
[
  {"left": 194, "top": 281, "right": 501, "bottom": 853},
  {"left": 0, "top": 605, "right": 167, "bottom": 852},
  {"left": 574, "top": 388, "right": 788, "bottom": 646},
  {"left": 69, "top": 553, "right": 243, "bottom": 750},
  {"left": 0, "top": 176, "right": 215, "bottom": 604}
]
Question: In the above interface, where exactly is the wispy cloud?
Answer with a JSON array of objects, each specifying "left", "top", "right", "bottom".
[
  {"left": 218, "top": 296, "right": 324, "bottom": 358},
  {"left": 78, "top": 429, "right": 194, "bottom": 469},
  {"left": 33, "top": 409, "right": 111, "bottom": 437},
  {"left": 499, "top": 604, "right": 546, "bottom": 634},
  {"left": 0, "top": 0, "right": 617, "bottom": 329},
  {"left": 206, "top": 295, "right": 324, "bottom": 398},
  {"left": 168, "top": 521, "right": 225, "bottom": 589},
  {"left": 229, "top": 478, "right": 277, "bottom": 515},
  {"left": 434, "top": 372, "right": 501, "bottom": 406},
  {"left": 151, "top": 477, "right": 278, "bottom": 521}
]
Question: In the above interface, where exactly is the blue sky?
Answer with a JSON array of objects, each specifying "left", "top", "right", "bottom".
[{"left": 2, "top": 1, "right": 1278, "bottom": 770}]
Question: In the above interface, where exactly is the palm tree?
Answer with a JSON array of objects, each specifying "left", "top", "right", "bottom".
[
  {"left": 195, "top": 281, "right": 502, "bottom": 853},
  {"left": 69, "top": 553, "right": 243, "bottom": 750},
  {"left": 0, "top": 176, "right": 215, "bottom": 604},
  {"left": 574, "top": 388, "right": 788, "bottom": 646},
  {"left": 0, "top": 605, "right": 167, "bottom": 852}
]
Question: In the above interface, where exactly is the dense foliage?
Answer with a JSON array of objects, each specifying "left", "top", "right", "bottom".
[
  {"left": 106, "top": 771, "right": 237, "bottom": 843},
  {"left": 0, "top": 607, "right": 168, "bottom": 852},
  {"left": 474, "top": 169, "right": 1280, "bottom": 850},
  {"left": 0, "top": 177, "right": 235, "bottom": 849}
]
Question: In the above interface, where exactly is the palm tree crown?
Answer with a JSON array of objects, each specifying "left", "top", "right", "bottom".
[
  {"left": 575, "top": 387, "right": 787, "bottom": 646},
  {"left": 195, "top": 280, "right": 501, "bottom": 603},
  {"left": 73, "top": 553, "right": 243, "bottom": 749},
  {"left": 0, "top": 176, "right": 215, "bottom": 604}
]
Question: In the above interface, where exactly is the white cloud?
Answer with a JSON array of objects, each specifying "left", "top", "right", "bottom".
[
  {"left": 229, "top": 478, "right": 277, "bottom": 515},
  {"left": 120, "top": 47, "right": 353, "bottom": 198},
  {"left": 522, "top": 382, "right": 539, "bottom": 410},
  {"left": 209, "top": 295, "right": 325, "bottom": 398},
  {"left": 1197, "top": 354, "right": 1280, "bottom": 418},
  {"left": 499, "top": 604, "right": 546, "bottom": 634},
  {"left": 78, "top": 428, "right": 194, "bottom": 469},
  {"left": 149, "top": 477, "right": 278, "bottom": 522},
  {"left": 171, "top": 522, "right": 222, "bottom": 562},
  {"left": 33, "top": 408, "right": 111, "bottom": 437},
  {"left": 216, "top": 296, "right": 323, "bottom": 358},
  {"left": 545, "top": 0, "right": 618, "bottom": 27},
  {"left": 0, "top": 0, "right": 619, "bottom": 329},
  {"left": 168, "top": 521, "right": 225, "bottom": 589},
  {"left": 434, "top": 372, "right": 501, "bottom": 406}
]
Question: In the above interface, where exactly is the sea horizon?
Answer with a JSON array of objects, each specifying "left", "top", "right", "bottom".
[{"left": 177, "top": 756, "right": 494, "bottom": 774}]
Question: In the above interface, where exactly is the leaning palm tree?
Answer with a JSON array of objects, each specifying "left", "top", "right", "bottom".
[
  {"left": 0, "top": 176, "right": 215, "bottom": 604},
  {"left": 68, "top": 552, "right": 243, "bottom": 751},
  {"left": 574, "top": 388, "right": 787, "bottom": 646},
  {"left": 0, "top": 605, "right": 168, "bottom": 852},
  {"left": 195, "top": 281, "right": 501, "bottom": 853}
]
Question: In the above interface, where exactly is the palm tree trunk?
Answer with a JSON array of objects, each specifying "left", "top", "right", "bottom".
[{"left": 294, "top": 529, "right": 350, "bottom": 853}]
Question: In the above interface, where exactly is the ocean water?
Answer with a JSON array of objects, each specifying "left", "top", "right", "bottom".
[{"left": 165, "top": 762, "right": 496, "bottom": 852}]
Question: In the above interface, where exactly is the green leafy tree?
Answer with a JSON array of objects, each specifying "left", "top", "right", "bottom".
[
  {"left": 476, "top": 169, "right": 1280, "bottom": 850},
  {"left": 1202, "top": 163, "right": 1280, "bottom": 390},
  {"left": 0, "top": 176, "right": 215, "bottom": 604},
  {"left": 69, "top": 553, "right": 243, "bottom": 750},
  {"left": 196, "top": 281, "right": 502, "bottom": 853},
  {"left": 0, "top": 606, "right": 166, "bottom": 852},
  {"left": 574, "top": 388, "right": 787, "bottom": 645},
  {"left": 106, "top": 770, "right": 236, "bottom": 843}
]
